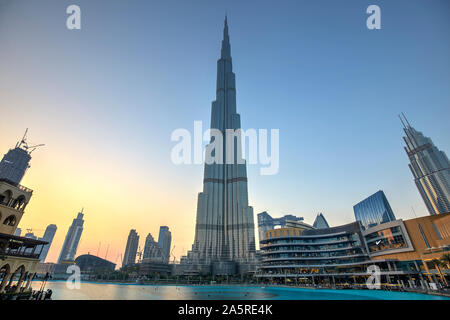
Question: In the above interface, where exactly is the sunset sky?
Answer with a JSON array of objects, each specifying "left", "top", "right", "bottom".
[{"left": 1, "top": 0, "right": 449, "bottom": 265}]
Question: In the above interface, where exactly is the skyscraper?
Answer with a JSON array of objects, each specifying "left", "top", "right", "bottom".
[
  {"left": 13, "top": 228, "right": 22, "bottom": 236},
  {"left": 400, "top": 115, "right": 450, "bottom": 215},
  {"left": 122, "top": 229, "right": 139, "bottom": 267},
  {"left": 58, "top": 210, "right": 84, "bottom": 263},
  {"left": 313, "top": 213, "right": 330, "bottom": 229},
  {"left": 39, "top": 224, "right": 57, "bottom": 262},
  {"left": 0, "top": 147, "right": 30, "bottom": 186},
  {"left": 157, "top": 226, "right": 172, "bottom": 264},
  {"left": 353, "top": 190, "right": 396, "bottom": 229},
  {"left": 257, "top": 212, "right": 304, "bottom": 241},
  {"left": 0, "top": 129, "right": 43, "bottom": 186},
  {"left": 143, "top": 233, "right": 162, "bottom": 261},
  {"left": 185, "top": 17, "right": 256, "bottom": 270}
]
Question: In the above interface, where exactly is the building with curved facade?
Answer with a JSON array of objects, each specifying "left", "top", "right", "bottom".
[
  {"left": 75, "top": 254, "right": 116, "bottom": 274},
  {"left": 257, "top": 222, "right": 415, "bottom": 286},
  {"left": 257, "top": 214, "right": 450, "bottom": 288}
]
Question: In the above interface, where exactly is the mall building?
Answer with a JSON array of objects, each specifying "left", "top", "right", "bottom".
[{"left": 256, "top": 213, "right": 450, "bottom": 289}]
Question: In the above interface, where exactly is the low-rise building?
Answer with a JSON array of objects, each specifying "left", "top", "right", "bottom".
[
  {"left": 257, "top": 214, "right": 450, "bottom": 289},
  {"left": 366, "top": 212, "right": 450, "bottom": 287}
]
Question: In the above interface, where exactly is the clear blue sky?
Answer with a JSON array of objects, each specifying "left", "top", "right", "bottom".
[{"left": 1, "top": 0, "right": 449, "bottom": 255}]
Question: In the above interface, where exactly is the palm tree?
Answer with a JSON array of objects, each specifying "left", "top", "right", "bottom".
[
  {"left": 440, "top": 253, "right": 450, "bottom": 269},
  {"left": 431, "top": 258, "right": 448, "bottom": 286}
]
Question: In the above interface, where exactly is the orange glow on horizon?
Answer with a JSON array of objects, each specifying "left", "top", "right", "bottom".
[{"left": 0, "top": 126, "right": 200, "bottom": 267}]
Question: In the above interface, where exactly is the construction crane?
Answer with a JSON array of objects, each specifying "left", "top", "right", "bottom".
[
  {"left": 136, "top": 246, "right": 143, "bottom": 263},
  {"left": 104, "top": 244, "right": 110, "bottom": 261},
  {"left": 16, "top": 128, "right": 45, "bottom": 155},
  {"left": 170, "top": 246, "right": 176, "bottom": 264},
  {"left": 115, "top": 253, "right": 122, "bottom": 265}
]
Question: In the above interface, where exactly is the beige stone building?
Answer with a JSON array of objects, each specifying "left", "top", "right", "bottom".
[{"left": 0, "top": 137, "right": 47, "bottom": 296}]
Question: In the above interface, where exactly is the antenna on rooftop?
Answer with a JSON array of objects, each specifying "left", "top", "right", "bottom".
[
  {"left": 398, "top": 114, "right": 407, "bottom": 129},
  {"left": 411, "top": 206, "right": 418, "bottom": 218},
  {"left": 401, "top": 112, "right": 412, "bottom": 127}
]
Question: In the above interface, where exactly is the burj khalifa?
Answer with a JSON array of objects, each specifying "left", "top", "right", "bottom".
[{"left": 182, "top": 17, "right": 256, "bottom": 274}]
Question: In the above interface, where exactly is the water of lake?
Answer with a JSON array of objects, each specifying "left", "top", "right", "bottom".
[{"left": 40, "top": 281, "right": 450, "bottom": 300}]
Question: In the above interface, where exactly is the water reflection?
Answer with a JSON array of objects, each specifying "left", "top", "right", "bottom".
[{"left": 43, "top": 281, "right": 450, "bottom": 300}]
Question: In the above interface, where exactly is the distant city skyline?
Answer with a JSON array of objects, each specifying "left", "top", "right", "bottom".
[{"left": 1, "top": 0, "right": 449, "bottom": 263}]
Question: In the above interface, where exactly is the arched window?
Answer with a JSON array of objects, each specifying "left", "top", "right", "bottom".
[
  {"left": 3, "top": 215, "right": 16, "bottom": 226},
  {"left": 14, "top": 265, "right": 25, "bottom": 278},
  {"left": 0, "top": 264, "right": 11, "bottom": 284},
  {"left": 0, "top": 190, "right": 13, "bottom": 206},
  {"left": 12, "top": 195, "right": 26, "bottom": 211}
]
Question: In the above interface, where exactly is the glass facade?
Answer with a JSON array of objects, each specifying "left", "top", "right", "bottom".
[
  {"left": 257, "top": 214, "right": 450, "bottom": 287},
  {"left": 257, "top": 212, "right": 305, "bottom": 241},
  {"left": 364, "top": 226, "right": 408, "bottom": 253},
  {"left": 0, "top": 147, "right": 31, "bottom": 185},
  {"left": 401, "top": 117, "right": 450, "bottom": 215},
  {"left": 353, "top": 190, "right": 396, "bottom": 229},
  {"left": 313, "top": 213, "right": 330, "bottom": 229}
]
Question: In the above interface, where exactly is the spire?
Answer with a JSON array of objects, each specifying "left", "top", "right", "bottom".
[
  {"left": 398, "top": 114, "right": 407, "bottom": 129},
  {"left": 401, "top": 112, "right": 412, "bottom": 127},
  {"left": 224, "top": 14, "right": 228, "bottom": 35},
  {"left": 221, "top": 15, "right": 231, "bottom": 60}
]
